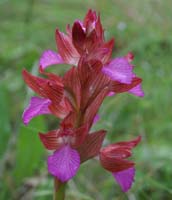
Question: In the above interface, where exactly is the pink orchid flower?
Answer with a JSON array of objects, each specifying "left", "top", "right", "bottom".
[{"left": 22, "top": 9, "right": 144, "bottom": 197}]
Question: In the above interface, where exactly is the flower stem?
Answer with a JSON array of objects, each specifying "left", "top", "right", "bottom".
[{"left": 54, "top": 178, "right": 66, "bottom": 200}]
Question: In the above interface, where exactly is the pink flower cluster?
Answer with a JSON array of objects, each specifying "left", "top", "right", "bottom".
[{"left": 22, "top": 10, "right": 144, "bottom": 192}]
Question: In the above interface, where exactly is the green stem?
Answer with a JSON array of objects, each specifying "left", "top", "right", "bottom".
[{"left": 53, "top": 178, "right": 67, "bottom": 200}]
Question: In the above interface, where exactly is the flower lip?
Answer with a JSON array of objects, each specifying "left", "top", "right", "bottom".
[
  {"left": 47, "top": 145, "right": 80, "bottom": 182},
  {"left": 113, "top": 167, "right": 135, "bottom": 192},
  {"left": 39, "top": 50, "right": 64, "bottom": 71},
  {"left": 22, "top": 97, "right": 51, "bottom": 125},
  {"left": 102, "top": 57, "right": 133, "bottom": 84}
]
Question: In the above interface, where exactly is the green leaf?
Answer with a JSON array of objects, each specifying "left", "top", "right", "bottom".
[
  {"left": 13, "top": 116, "right": 47, "bottom": 186},
  {"left": 0, "top": 86, "right": 11, "bottom": 157}
]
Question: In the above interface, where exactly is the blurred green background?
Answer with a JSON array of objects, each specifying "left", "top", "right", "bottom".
[{"left": 0, "top": 0, "right": 172, "bottom": 199}]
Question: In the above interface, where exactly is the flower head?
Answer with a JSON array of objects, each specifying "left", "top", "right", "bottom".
[
  {"left": 100, "top": 136, "right": 141, "bottom": 192},
  {"left": 22, "top": 9, "right": 144, "bottom": 193},
  {"left": 39, "top": 9, "right": 114, "bottom": 70}
]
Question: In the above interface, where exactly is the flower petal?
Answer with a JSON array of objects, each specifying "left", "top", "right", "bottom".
[
  {"left": 47, "top": 145, "right": 80, "bottom": 182},
  {"left": 129, "top": 83, "right": 144, "bottom": 97},
  {"left": 49, "top": 97, "right": 71, "bottom": 119},
  {"left": 22, "top": 69, "right": 64, "bottom": 101},
  {"left": 56, "top": 29, "right": 80, "bottom": 65},
  {"left": 102, "top": 57, "right": 133, "bottom": 84},
  {"left": 93, "top": 39, "right": 114, "bottom": 65},
  {"left": 83, "top": 9, "right": 98, "bottom": 35},
  {"left": 78, "top": 60, "right": 110, "bottom": 127},
  {"left": 100, "top": 156, "right": 134, "bottom": 172},
  {"left": 93, "top": 114, "right": 100, "bottom": 124},
  {"left": 100, "top": 136, "right": 141, "bottom": 172},
  {"left": 22, "top": 97, "right": 51, "bottom": 125},
  {"left": 95, "top": 14, "right": 104, "bottom": 41},
  {"left": 39, "top": 50, "right": 64, "bottom": 70},
  {"left": 125, "top": 52, "right": 134, "bottom": 63},
  {"left": 77, "top": 130, "right": 106, "bottom": 163},
  {"left": 108, "top": 92, "right": 115, "bottom": 96},
  {"left": 113, "top": 135, "right": 141, "bottom": 148},
  {"left": 111, "top": 77, "right": 142, "bottom": 93},
  {"left": 72, "top": 21, "right": 86, "bottom": 54},
  {"left": 71, "top": 124, "right": 88, "bottom": 148},
  {"left": 84, "top": 87, "right": 109, "bottom": 127},
  {"left": 85, "top": 30, "right": 98, "bottom": 52},
  {"left": 22, "top": 69, "right": 49, "bottom": 97},
  {"left": 63, "top": 67, "right": 81, "bottom": 109},
  {"left": 39, "top": 129, "right": 62, "bottom": 150},
  {"left": 113, "top": 167, "right": 135, "bottom": 192}
]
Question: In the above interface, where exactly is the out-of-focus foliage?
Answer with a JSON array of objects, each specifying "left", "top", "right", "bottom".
[{"left": 0, "top": 0, "right": 172, "bottom": 199}]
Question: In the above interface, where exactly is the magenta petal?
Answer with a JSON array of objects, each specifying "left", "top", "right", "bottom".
[
  {"left": 113, "top": 167, "right": 135, "bottom": 192},
  {"left": 93, "top": 114, "right": 100, "bottom": 124},
  {"left": 47, "top": 145, "right": 80, "bottom": 182},
  {"left": 39, "top": 50, "right": 64, "bottom": 70},
  {"left": 102, "top": 58, "right": 133, "bottom": 84},
  {"left": 22, "top": 97, "right": 51, "bottom": 125},
  {"left": 107, "top": 91, "right": 116, "bottom": 96},
  {"left": 129, "top": 83, "right": 144, "bottom": 97}
]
